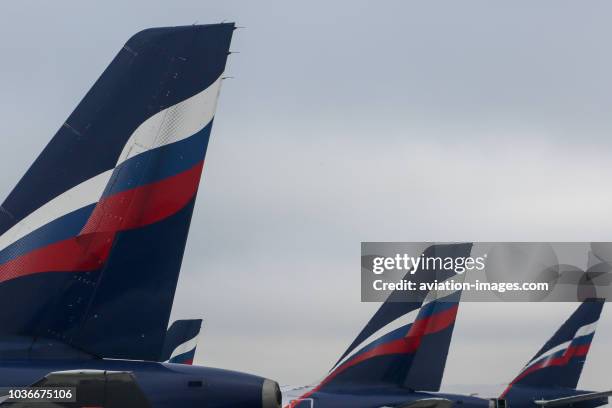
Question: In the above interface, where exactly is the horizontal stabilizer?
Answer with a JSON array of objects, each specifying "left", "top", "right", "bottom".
[
  {"left": 380, "top": 397, "right": 454, "bottom": 408},
  {"left": 534, "top": 390, "right": 612, "bottom": 407}
]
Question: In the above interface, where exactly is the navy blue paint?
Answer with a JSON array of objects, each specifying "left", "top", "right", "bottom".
[
  {"left": 0, "top": 196, "right": 199, "bottom": 361},
  {"left": 286, "top": 243, "right": 598, "bottom": 407},
  {"left": 501, "top": 300, "right": 606, "bottom": 408},
  {"left": 295, "top": 302, "right": 608, "bottom": 408},
  {"left": 161, "top": 319, "right": 202, "bottom": 362},
  {"left": 531, "top": 300, "right": 603, "bottom": 361},
  {"left": 293, "top": 387, "right": 605, "bottom": 408},
  {"left": 504, "top": 387, "right": 607, "bottom": 408},
  {"left": 329, "top": 244, "right": 471, "bottom": 389},
  {"left": 338, "top": 243, "right": 472, "bottom": 368},
  {"left": 292, "top": 388, "right": 490, "bottom": 408},
  {"left": 513, "top": 299, "right": 603, "bottom": 390},
  {"left": 0, "top": 23, "right": 233, "bottom": 235},
  {"left": 403, "top": 323, "right": 456, "bottom": 391},
  {"left": 0, "top": 359, "right": 268, "bottom": 408},
  {"left": 291, "top": 251, "right": 607, "bottom": 408},
  {"left": 0, "top": 270, "right": 101, "bottom": 335},
  {"left": 325, "top": 299, "right": 460, "bottom": 391},
  {"left": 0, "top": 23, "right": 233, "bottom": 362},
  {"left": 72, "top": 198, "right": 199, "bottom": 360},
  {"left": 0, "top": 24, "right": 283, "bottom": 408},
  {"left": 334, "top": 298, "right": 422, "bottom": 369},
  {"left": 327, "top": 354, "right": 417, "bottom": 389}
]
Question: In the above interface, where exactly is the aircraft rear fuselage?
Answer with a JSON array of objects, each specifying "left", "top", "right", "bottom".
[
  {"left": 0, "top": 358, "right": 271, "bottom": 407},
  {"left": 283, "top": 386, "right": 491, "bottom": 408}
]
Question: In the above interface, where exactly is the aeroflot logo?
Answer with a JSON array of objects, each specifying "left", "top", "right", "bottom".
[{"left": 371, "top": 254, "right": 487, "bottom": 275}]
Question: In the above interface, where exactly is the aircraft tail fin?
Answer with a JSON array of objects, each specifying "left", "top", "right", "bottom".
[
  {"left": 0, "top": 24, "right": 234, "bottom": 361},
  {"left": 501, "top": 299, "right": 604, "bottom": 397},
  {"left": 321, "top": 243, "right": 469, "bottom": 390},
  {"left": 160, "top": 319, "right": 203, "bottom": 365}
]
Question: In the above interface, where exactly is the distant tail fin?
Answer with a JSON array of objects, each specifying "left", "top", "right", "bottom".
[
  {"left": 501, "top": 299, "right": 604, "bottom": 397},
  {"left": 0, "top": 24, "right": 234, "bottom": 361},
  {"left": 160, "top": 319, "right": 203, "bottom": 365},
  {"left": 321, "top": 243, "right": 470, "bottom": 390}
]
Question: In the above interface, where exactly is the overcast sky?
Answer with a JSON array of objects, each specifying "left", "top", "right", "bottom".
[{"left": 1, "top": 0, "right": 612, "bottom": 394}]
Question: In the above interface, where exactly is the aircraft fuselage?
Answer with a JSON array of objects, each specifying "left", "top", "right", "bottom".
[
  {"left": 282, "top": 385, "right": 491, "bottom": 408},
  {"left": 0, "top": 358, "right": 270, "bottom": 407}
]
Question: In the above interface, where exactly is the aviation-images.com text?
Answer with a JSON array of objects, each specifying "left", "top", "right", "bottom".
[{"left": 368, "top": 253, "right": 549, "bottom": 295}]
